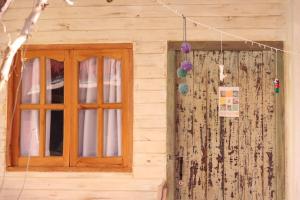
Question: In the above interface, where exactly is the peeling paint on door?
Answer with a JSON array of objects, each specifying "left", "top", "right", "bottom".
[{"left": 175, "top": 50, "right": 281, "bottom": 200}]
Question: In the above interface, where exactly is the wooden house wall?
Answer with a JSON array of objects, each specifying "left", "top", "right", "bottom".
[
  {"left": 0, "top": 0, "right": 287, "bottom": 199},
  {"left": 287, "top": 0, "right": 300, "bottom": 199}
]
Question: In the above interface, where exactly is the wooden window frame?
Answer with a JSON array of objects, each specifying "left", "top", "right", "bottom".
[{"left": 6, "top": 44, "right": 133, "bottom": 172}]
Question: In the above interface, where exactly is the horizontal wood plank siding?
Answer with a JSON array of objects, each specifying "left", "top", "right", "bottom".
[{"left": 0, "top": 0, "right": 287, "bottom": 199}]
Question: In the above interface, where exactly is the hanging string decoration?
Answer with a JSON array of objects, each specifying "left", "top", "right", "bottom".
[
  {"left": 178, "top": 16, "right": 193, "bottom": 95},
  {"left": 219, "top": 33, "right": 227, "bottom": 82},
  {"left": 156, "top": 0, "right": 288, "bottom": 93},
  {"left": 274, "top": 79, "right": 280, "bottom": 93},
  {"left": 219, "top": 64, "right": 226, "bottom": 82},
  {"left": 274, "top": 50, "right": 280, "bottom": 94}
]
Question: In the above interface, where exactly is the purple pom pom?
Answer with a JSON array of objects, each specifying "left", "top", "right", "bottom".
[
  {"left": 181, "top": 42, "right": 192, "bottom": 54},
  {"left": 181, "top": 60, "right": 193, "bottom": 71}
]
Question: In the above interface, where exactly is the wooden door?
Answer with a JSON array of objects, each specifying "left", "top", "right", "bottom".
[{"left": 167, "top": 42, "right": 284, "bottom": 200}]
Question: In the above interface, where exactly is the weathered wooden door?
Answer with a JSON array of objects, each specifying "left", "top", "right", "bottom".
[{"left": 167, "top": 42, "right": 284, "bottom": 200}]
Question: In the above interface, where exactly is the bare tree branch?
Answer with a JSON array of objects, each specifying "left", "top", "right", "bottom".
[
  {"left": 0, "top": 0, "right": 75, "bottom": 90},
  {"left": 0, "top": 0, "right": 13, "bottom": 19},
  {"left": 0, "top": 0, "right": 49, "bottom": 89},
  {"left": 64, "top": 0, "right": 74, "bottom": 5}
]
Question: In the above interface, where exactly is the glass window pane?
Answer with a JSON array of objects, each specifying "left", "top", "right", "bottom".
[
  {"left": 46, "top": 58, "right": 64, "bottom": 104},
  {"left": 79, "top": 57, "right": 98, "bottom": 103},
  {"left": 45, "top": 110, "right": 64, "bottom": 156},
  {"left": 20, "top": 110, "right": 39, "bottom": 156},
  {"left": 78, "top": 109, "right": 98, "bottom": 157},
  {"left": 21, "top": 58, "right": 40, "bottom": 104},
  {"left": 103, "top": 109, "right": 122, "bottom": 157},
  {"left": 103, "top": 57, "right": 122, "bottom": 103}
]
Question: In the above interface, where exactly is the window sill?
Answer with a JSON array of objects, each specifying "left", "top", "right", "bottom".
[{"left": 6, "top": 166, "right": 132, "bottom": 172}]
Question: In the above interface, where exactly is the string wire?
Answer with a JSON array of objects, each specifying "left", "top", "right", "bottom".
[
  {"left": 0, "top": 52, "right": 21, "bottom": 192},
  {"left": 15, "top": 49, "right": 34, "bottom": 200},
  {"left": 182, "top": 15, "right": 186, "bottom": 42},
  {"left": 0, "top": 46, "right": 32, "bottom": 200},
  {"left": 182, "top": 15, "right": 188, "bottom": 60},
  {"left": 183, "top": 16, "right": 187, "bottom": 42},
  {"left": 221, "top": 32, "right": 223, "bottom": 54},
  {"left": 276, "top": 49, "right": 278, "bottom": 78},
  {"left": 0, "top": 0, "right": 40, "bottom": 198},
  {"left": 0, "top": 59, "right": 20, "bottom": 193},
  {"left": 220, "top": 32, "right": 223, "bottom": 65},
  {"left": 155, "top": 0, "right": 300, "bottom": 56},
  {"left": 0, "top": 48, "right": 30, "bottom": 199}
]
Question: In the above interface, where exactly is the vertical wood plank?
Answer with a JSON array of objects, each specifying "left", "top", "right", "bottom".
[
  {"left": 175, "top": 50, "right": 194, "bottom": 199},
  {"left": 239, "top": 51, "right": 264, "bottom": 200},
  {"left": 183, "top": 50, "right": 195, "bottom": 200},
  {"left": 175, "top": 50, "right": 183, "bottom": 199},
  {"left": 184, "top": 51, "right": 197, "bottom": 200},
  {"left": 167, "top": 50, "right": 176, "bottom": 200},
  {"left": 238, "top": 51, "right": 251, "bottom": 200},
  {"left": 223, "top": 51, "right": 240, "bottom": 199},
  {"left": 206, "top": 51, "right": 223, "bottom": 200},
  {"left": 276, "top": 52, "right": 285, "bottom": 200},
  {"left": 262, "top": 50, "right": 276, "bottom": 200},
  {"left": 191, "top": 50, "right": 207, "bottom": 200},
  {"left": 252, "top": 51, "right": 264, "bottom": 200}
]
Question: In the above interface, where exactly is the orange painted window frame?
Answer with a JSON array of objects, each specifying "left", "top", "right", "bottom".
[{"left": 6, "top": 44, "right": 133, "bottom": 172}]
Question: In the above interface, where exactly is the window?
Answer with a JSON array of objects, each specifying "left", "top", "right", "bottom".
[{"left": 7, "top": 44, "right": 133, "bottom": 171}]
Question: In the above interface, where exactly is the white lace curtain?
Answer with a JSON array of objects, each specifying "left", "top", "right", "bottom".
[
  {"left": 78, "top": 57, "right": 122, "bottom": 157},
  {"left": 20, "top": 57, "right": 122, "bottom": 157},
  {"left": 78, "top": 57, "right": 98, "bottom": 157},
  {"left": 103, "top": 57, "right": 122, "bottom": 157},
  {"left": 20, "top": 58, "right": 40, "bottom": 156}
]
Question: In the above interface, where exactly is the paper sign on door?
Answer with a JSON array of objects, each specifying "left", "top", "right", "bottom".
[{"left": 219, "top": 87, "right": 239, "bottom": 117}]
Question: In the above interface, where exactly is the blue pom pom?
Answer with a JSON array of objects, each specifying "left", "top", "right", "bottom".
[
  {"left": 177, "top": 68, "right": 187, "bottom": 78},
  {"left": 178, "top": 83, "right": 188, "bottom": 95}
]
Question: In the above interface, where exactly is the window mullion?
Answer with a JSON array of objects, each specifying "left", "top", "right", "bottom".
[
  {"left": 70, "top": 50, "right": 77, "bottom": 167},
  {"left": 97, "top": 56, "right": 103, "bottom": 158},
  {"left": 39, "top": 56, "right": 46, "bottom": 158},
  {"left": 64, "top": 50, "right": 71, "bottom": 167}
]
